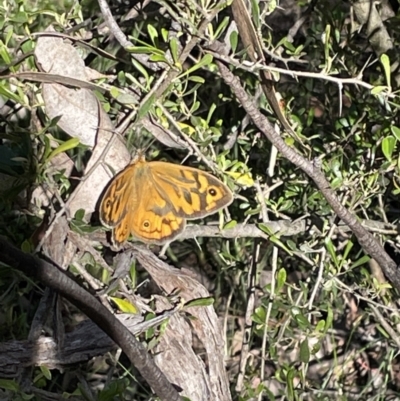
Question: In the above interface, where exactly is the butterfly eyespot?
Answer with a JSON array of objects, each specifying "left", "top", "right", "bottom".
[
  {"left": 208, "top": 187, "right": 218, "bottom": 197},
  {"left": 143, "top": 221, "right": 150, "bottom": 228}
]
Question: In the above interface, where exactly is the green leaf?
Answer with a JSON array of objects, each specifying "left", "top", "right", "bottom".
[
  {"left": 137, "top": 94, "right": 155, "bottom": 120},
  {"left": 293, "top": 44, "right": 304, "bottom": 56},
  {"left": 21, "top": 240, "right": 32, "bottom": 253},
  {"left": 391, "top": 126, "right": 400, "bottom": 141},
  {"left": 340, "top": 240, "right": 353, "bottom": 268},
  {"left": 184, "top": 297, "right": 214, "bottom": 308},
  {"left": 252, "top": 306, "right": 266, "bottom": 324},
  {"left": 40, "top": 365, "right": 52, "bottom": 380},
  {"left": 269, "top": 235, "right": 293, "bottom": 255},
  {"left": 114, "top": 93, "right": 138, "bottom": 104},
  {"left": 206, "top": 103, "right": 216, "bottom": 125},
  {"left": 147, "top": 24, "right": 158, "bottom": 45},
  {"left": 315, "top": 320, "right": 326, "bottom": 332},
  {"left": 46, "top": 138, "right": 80, "bottom": 162},
  {"left": 129, "top": 262, "right": 137, "bottom": 287},
  {"left": 299, "top": 338, "right": 310, "bottom": 363},
  {"left": 149, "top": 54, "right": 168, "bottom": 63},
  {"left": 258, "top": 223, "right": 275, "bottom": 236},
  {"left": 282, "top": 39, "right": 295, "bottom": 52},
  {"left": 324, "top": 237, "right": 339, "bottom": 268},
  {"left": 110, "top": 297, "right": 138, "bottom": 314},
  {"left": 110, "top": 86, "right": 119, "bottom": 99},
  {"left": 230, "top": 31, "right": 238, "bottom": 53},
  {"left": 350, "top": 255, "right": 370, "bottom": 269},
  {"left": 5, "top": 28, "right": 13, "bottom": 46},
  {"left": 0, "top": 82, "right": 22, "bottom": 103},
  {"left": 213, "top": 16, "right": 229, "bottom": 40},
  {"left": 382, "top": 135, "right": 396, "bottom": 161},
  {"left": 0, "top": 379, "right": 19, "bottom": 391},
  {"left": 74, "top": 209, "right": 85, "bottom": 221},
  {"left": 169, "top": 37, "right": 179, "bottom": 64},
  {"left": 10, "top": 11, "right": 29, "bottom": 23},
  {"left": 131, "top": 57, "right": 150, "bottom": 83},
  {"left": 371, "top": 85, "right": 389, "bottom": 95},
  {"left": 188, "top": 75, "right": 205, "bottom": 83},
  {"left": 276, "top": 268, "right": 287, "bottom": 292},
  {"left": 176, "top": 54, "right": 213, "bottom": 79},
  {"left": 286, "top": 367, "right": 296, "bottom": 401},
  {"left": 223, "top": 219, "right": 237, "bottom": 229},
  {"left": 189, "top": 100, "right": 200, "bottom": 113},
  {"left": 293, "top": 310, "right": 310, "bottom": 329},
  {"left": 380, "top": 53, "right": 391, "bottom": 88},
  {"left": 126, "top": 46, "right": 163, "bottom": 56},
  {"left": 161, "top": 28, "right": 168, "bottom": 42},
  {"left": 250, "top": 0, "right": 261, "bottom": 29}
]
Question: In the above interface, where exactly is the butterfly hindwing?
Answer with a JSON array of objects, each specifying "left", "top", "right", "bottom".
[{"left": 130, "top": 179, "right": 186, "bottom": 244}]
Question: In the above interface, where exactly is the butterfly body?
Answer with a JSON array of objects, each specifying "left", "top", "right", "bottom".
[{"left": 99, "top": 156, "right": 233, "bottom": 246}]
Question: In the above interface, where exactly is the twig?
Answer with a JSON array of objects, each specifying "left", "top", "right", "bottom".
[
  {"left": 307, "top": 247, "right": 326, "bottom": 311},
  {"left": 259, "top": 245, "right": 278, "bottom": 401},
  {"left": 175, "top": 221, "right": 307, "bottom": 241},
  {"left": 206, "top": 49, "right": 396, "bottom": 99},
  {"left": 369, "top": 304, "right": 400, "bottom": 348},
  {"left": 235, "top": 241, "right": 259, "bottom": 393}
]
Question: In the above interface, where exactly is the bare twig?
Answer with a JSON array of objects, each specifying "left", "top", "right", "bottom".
[
  {"left": 206, "top": 49, "right": 396, "bottom": 99},
  {"left": 258, "top": 245, "right": 278, "bottom": 401}
]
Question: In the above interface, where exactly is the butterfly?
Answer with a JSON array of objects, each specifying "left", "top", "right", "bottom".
[{"left": 99, "top": 155, "right": 233, "bottom": 247}]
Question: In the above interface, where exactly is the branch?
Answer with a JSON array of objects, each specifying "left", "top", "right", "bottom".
[
  {"left": 205, "top": 49, "right": 395, "bottom": 99},
  {"left": 179, "top": 221, "right": 306, "bottom": 241}
]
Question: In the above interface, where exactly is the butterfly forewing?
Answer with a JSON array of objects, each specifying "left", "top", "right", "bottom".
[
  {"left": 99, "top": 165, "right": 138, "bottom": 228},
  {"left": 112, "top": 212, "right": 133, "bottom": 246},
  {"left": 149, "top": 162, "right": 233, "bottom": 219}
]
